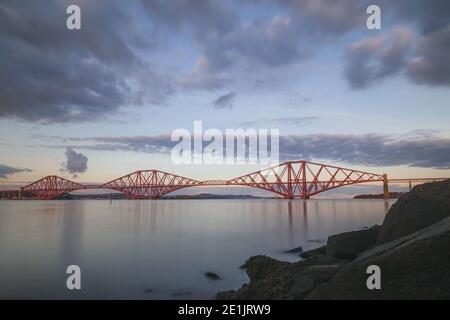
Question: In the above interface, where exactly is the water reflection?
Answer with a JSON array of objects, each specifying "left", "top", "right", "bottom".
[{"left": 0, "top": 199, "right": 394, "bottom": 299}]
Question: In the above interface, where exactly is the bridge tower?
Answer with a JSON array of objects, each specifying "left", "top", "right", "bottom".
[{"left": 383, "top": 174, "right": 389, "bottom": 199}]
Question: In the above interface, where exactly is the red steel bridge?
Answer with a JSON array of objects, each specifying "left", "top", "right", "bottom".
[{"left": 1, "top": 160, "right": 448, "bottom": 200}]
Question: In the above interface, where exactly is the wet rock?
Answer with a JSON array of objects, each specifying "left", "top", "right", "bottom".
[
  {"left": 216, "top": 256, "right": 292, "bottom": 300},
  {"left": 240, "top": 256, "right": 288, "bottom": 282},
  {"left": 326, "top": 225, "right": 380, "bottom": 260},
  {"left": 287, "top": 265, "right": 342, "bottom": 299},
  {"left": 299, "top": 245, "right": 326, "bottom": 259},
  {"left": 205, "top": 272, "right": 221, "bottom": 280},
  {"left": 300, "top": 254, "right": 343, "bottom": 267},
  {"left": 216, "top": 290, "right": 239, "bottom": 300},
  {"left": 377, "top": 179, "right": 450, "bottom": 244},
  {"left": 307, "top": 239, "right": 325, "bottom": 243},
  {"left": 285, "top": 246, "right": 303, "bottom": 254},
  {"left": 215, "top": 254, "right": 345, "bottom": 300}
]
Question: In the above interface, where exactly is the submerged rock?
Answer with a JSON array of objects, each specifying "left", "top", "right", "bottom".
[
  {"left": 285, "top": 246, "right": 303, "bottom": 254},
  {"left": 326, "top": 225, "right": 380, "bottom": 260},
  {"left": 205, "top": 272, "right": 221, "bottom": 280},
  {"left": 377, "top": 179, "right": 450, "bottom": 245}
]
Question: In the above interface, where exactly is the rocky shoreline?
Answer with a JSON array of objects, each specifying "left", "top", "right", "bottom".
[{"left": 216, "top": 179, "right": 450, "bottom": 300}]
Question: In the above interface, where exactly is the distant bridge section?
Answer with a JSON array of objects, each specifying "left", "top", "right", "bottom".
[{"left": 388, "top": 178, "right": 449, "bottom": 191}]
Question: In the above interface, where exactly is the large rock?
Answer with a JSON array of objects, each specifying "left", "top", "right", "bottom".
[
  {"left": 377, "top": 179, "right": 450, "bottom": 244},
  {"left": 299, "top": 245, "right": 326, "bottom": 259},
  {"left": 306, "top": 217, "right": 450, "bottom": 299},
  {"left": 326, "top": 225, "right": 380, "bottom": 260},
  {"left": 215, "top": 254, "right": 345, "bottom": 300}
]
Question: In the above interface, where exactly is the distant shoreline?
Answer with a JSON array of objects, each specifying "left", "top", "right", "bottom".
[
  {"left": 2, "top": 192, "right": 404, "bottom": 200},
  {"left": 54, "top": 193, "right": 270, "bottom": 200},
  {"left": 353, "top": 192, "right": 404, "bottom": 199}
]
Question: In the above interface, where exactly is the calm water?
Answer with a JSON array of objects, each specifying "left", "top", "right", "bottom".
[{"left": 0, "top": 199, "right": 393, "bottom": 299}]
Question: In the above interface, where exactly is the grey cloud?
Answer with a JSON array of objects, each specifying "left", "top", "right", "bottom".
[
  {"left": 343, "top": 0, "right": 450, "bottom": 89},
  {"left": 344, "top": 27, "right": 413, "bottom": 89},
  {"left": 88, "top": 135, "right": 173, "bottom": 153},
  {"left": 177, "top": 16, "right": 307, "bottom": 91},
  {"left": 277, "top": 0, "right": 450, "bottom": 38},
  {"left": 407, "top": 25, "right": 450, "bottom": 86},
  {"left": 166, "top": 0, "right": 450, "bottom": 90},
  {"left": 240, "top": 116, "right": 317, "bottom": 127},
  {"left": 0, "top": 0, "right": 173, "bottom": 123},
  {"left": 51, "top": 134, "right": 174, "bottom": 154},
  {"left": 62, "top": 147, "right": 88, "bottom": 174},
  {"left": 178, "top": 56, "right": 228, "bottom": 91},
  {"left": 344, "top": 25, "right": 450, "bottom": 88},
  {"left": 280, "top": 134, "right": 450, "bottom": 169},
  {"left": 280, "top": 0, "right": 368, "bottom": 35},
  {"left": 44, "top": 131, "right": 450, "bottom": 169},
  {"left": 3, "top": 0, "right": 448, "bottom": 117},
  {"left": 141, "top": 0, "right": 237, "bottom": 42},
  {"left": 143, "top": 1, "right": 308, "bottom": 88},
  {"left": 212, "top": 92, "right": 236, "bottom": 109},
  {"left": 221, "top": 15, "right": 305, "bottom": 67},
  {"left": 0, "top": 165, "right": 32, "bottom": 179},
  {"left": 385, "top": 0, "right": 450, "bottom": 35}
]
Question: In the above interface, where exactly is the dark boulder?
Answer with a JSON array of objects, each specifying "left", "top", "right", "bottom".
[
  {"left": 205, "top": 272, "right": 221, "bottom": 280},
  {"left": 300, "top": 254, "right": 342, "bottom": 267},
  {"left": 306, "top": 217, "right": 450, "bottom": 300},
  {"left": 287, "top": 264, "right": 342, "bottom": 299},
  {"left": 326, "top": 225, "right": 380, "bottom": 260},
  {"left": 299, "top": 245, "right": 326, "bottom": 259},
  {"left": 377, "top": 179, "right": 450, "bottom": 244},
  {"left": 215, "top": 254, "right": 345, "bottom": 300},
  {"left": 240, "top": 255, "right": 288, "bottom": 282}
]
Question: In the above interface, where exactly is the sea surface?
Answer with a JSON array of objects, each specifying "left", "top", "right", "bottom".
[{"left": 0, "top": 199, "right": 393, "bottom": 299}]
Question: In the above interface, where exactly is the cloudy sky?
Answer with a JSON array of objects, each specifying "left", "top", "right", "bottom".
[{"left": 0, "top": 0, "right": 450, "bottom": 192}]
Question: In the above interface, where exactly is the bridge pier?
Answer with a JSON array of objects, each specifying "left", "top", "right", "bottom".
[{"left": 383, "top": 174, "right": 389, "bottom": 199}]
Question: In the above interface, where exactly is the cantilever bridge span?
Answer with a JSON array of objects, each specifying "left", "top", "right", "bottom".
[
  {"left": 11, "top": 160, "right": 449, "bottom": 200},
  {"left": 19, "top": 160, "right": 387, "bottom": 200}
]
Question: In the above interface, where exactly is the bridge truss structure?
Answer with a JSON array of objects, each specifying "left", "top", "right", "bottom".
[{"left": 17, "top": 160, "right": 393, "bottom": 200}]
